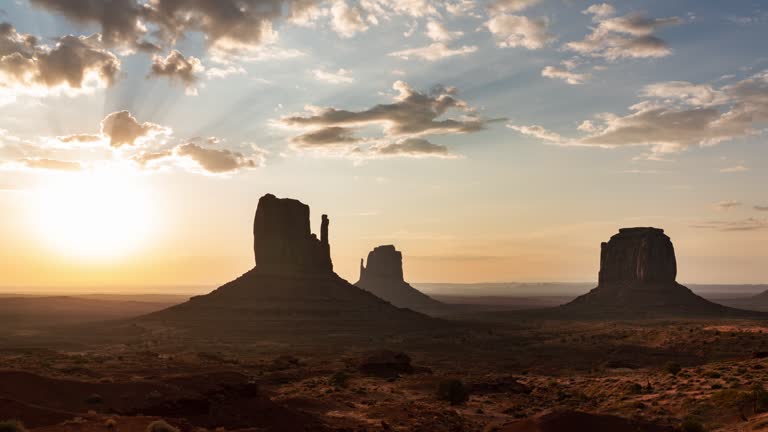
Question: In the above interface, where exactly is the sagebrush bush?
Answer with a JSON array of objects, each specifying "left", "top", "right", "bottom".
[
  {"left": 681, "top": 418, "right": 705, "bottom": 432},
  {"left": 146, "top": 420, "right": 179, "bottom": 432},
  {"left": 665, "top": 362, "right": 682, "bottom": 376},
  {"left": 437, "top": 379, "right": 469, "bottom": 405},
  {"left": 330, "top": 370, "right": 350, "bottom": 388}
]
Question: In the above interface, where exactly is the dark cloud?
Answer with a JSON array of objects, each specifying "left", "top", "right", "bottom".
[
  {"left": 30, "top": 0, "right": 318, "bottom": 53},
  {"left": 371, "top": 138, "right": 452, "bottom": 158},
  {"left": 175, "top": 142, "right": 262, "bottom": 173},
  {"left": 20, "top": 158, "right": 81, "bottom": 171},
  {"left": 283, "top": 81, "right": 487, "bottom": 136},
  {"left": 149, "top": 50, "right": 203, "bottom": 95},
  {"left": 291, "top": 126, "right": 359, "bottom": 148},
  {"left": 566, "top": 9, "right": 682, "bottom": 60},
  {"left": 100, "top": 111, "right": 168, "bottom": 147},
  {"left": 0, "top": 23, "right": 120, "bottom": 94},
  {"left": 29, "top": 0, "right": 157, "bottom": 51}
]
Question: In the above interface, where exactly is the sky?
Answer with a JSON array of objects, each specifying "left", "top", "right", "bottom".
[{"left": 0, "top": 0, "right": 767, "bottom": 292}]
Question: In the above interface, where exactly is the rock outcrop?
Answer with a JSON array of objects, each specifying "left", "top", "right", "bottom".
[
  {"left": 598, "top": 228, "right": 676, "bottom": 285},
  {"left": 359, "top": 245, "right": 404, "bottom": 282},
  {"left": 355, "top": 245, "right": 445, "bottom": 315},
  {"left": 253, "top": 193, "right": 332, "bottom": 274},
  {"left": 143, "top": 194, "right": 434, "bottom": 340},
  {"left": 561, "top": 227, "right": 755, "bottom": 317}
]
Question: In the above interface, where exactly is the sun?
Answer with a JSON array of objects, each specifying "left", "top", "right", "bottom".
[{"left": 31, "top": 169, "right": 156, "bottom": 260}]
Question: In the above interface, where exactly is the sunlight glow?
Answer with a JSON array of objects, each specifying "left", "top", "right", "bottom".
[{"left": 31, "top": 169, "right": 155, "bottom": 260}]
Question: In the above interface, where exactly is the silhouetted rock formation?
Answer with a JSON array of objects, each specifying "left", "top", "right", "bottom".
[
  {"left": 143, "top": 195, "right": 433, "bottom": 340},
  {"left": 561, "top": 227, "right": 757, "bottom": 317},
  {"left": 253, "top": 193, "right": 332, "bottom": 274},
  {"left": 360, "top": 245, "right": 404, "bottom": 281},
  {"left": 355, "top": 245, "right": 445, "bottom": 315},
  {"left": 598, "top": 228, "right": 677, "bottom": 285}
]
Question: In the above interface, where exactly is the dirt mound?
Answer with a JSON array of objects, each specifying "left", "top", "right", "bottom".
[{"left": 500, "top": 410, "right": 676, "bottom": 432}]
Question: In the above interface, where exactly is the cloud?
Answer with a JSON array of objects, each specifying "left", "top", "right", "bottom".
[
  {"left": 0, "top": 23, "right": 120, "bottom": 99},
  {"left": 445, "top": 0, "right": 477, "bottom": 17},
  {"left": 507, "top": 124, "right": 564, "bottom": 143},
  {"left": 715, "top": 200, "right": 742, "bottom": 210},
  {"left": 425, "top": 20, "right": 462, "bottom": 42},
  {"left": 691, "top": 218, "right": 768, "bottom": 231},
  {"left": 28, "top": 0, "right": 157, "bottom": 52},
  {"left": 507, "top": 70, "right": 768, "bottom": 157},
  {"left": 20, "top": 158, "right": 81, "bottom": 171},
  {"left": 149, "top": 50, "right": 204, "bottom": 95},
  {"left": 100, "top": 111, "right": 170, "bottom": 148},
  {"left": 312, "top": 67, "right": 354, "bottom": 84},
  {"left": 389, "top": 42, "right": 477, "bottom": 61},
  {"left": 541, "top": 65, "right": 591, "bottom": 85},
  {"left": 283, "top": 81, "right": 489, "bottom": 136},
  {"left": 56, "top": 133, "right": 103, "bottom": 144},
  {"left": 370, "top": 137, "right": 453, "bottom": 158},
  {"left": 282, "top": 81, "right": 497, "bottom": 159},
  {"left": 292, "top": 126, "right": 359, "bottom": 147},
  {"left": 582, "top": 3, "right": 615, "bottom": 20},
  {"left": 205, "top": 65, "right": 246, "bottom": 79},
  {"left": 175, "top": 142, "right": 263, "bottom": 173},
  {"left": 640, "top": 81, "right": 726, "bottom": 106},
  {"left": 366, "top": 0, "right": 439, "bottom": 18},
  {"left": 485, "top": 14, "right": 555, "bottom": 49},
  {"left": 490, "top": 0, "right": 541, "bottom": 13},
  {"left": 566, "top": 9, "right": 682, "bottom": 60},
  {"left": 29, "top": 0, "right": 318, "bottom": 53},
  {"left": 331, "top": 0, "right": 368, "bottom": 38},
  {"left": 755, "top": 206, "right": 768, "bottom": 212},
  {"left": 720, "top": 165, "right": 749, "bottom": 173}
]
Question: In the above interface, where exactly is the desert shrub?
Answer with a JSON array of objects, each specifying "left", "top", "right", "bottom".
[
  {"left": 104, "top": 418, "right": 117, "bottom": 429},
  {"left": 330, "top": 371, "right": 350, "bottom": 388},
  {"left": 681, "top": 418, "right": 706, "bottom": 432},
  {"left": 627, "top": 382, "right": 643, "bottom": 394},
  {"left": 0, "top": 420, "right": 27, "bottom": 432},
  {"left": 437, "top": 379, "right": 469, "bottom": 405},
  {"left": 705, "top": 372, "right": 721, "bottom": 379},
  {"left": 665, "top": 362, "right": 682, "bottom": 376},
  {"left": 85, "top": 393, "right": 103, "bottom": 404},
  {"left": 146, "top": 420, "right": 179, "bottom": 432}
]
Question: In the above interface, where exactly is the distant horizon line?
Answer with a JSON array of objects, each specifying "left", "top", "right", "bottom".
[{"left": 1, "top": 281, "right": 768, "bottom": 296}]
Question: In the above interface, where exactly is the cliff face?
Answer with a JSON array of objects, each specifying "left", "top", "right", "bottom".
[
  {"left": 144, "top": 194, "right": 432, "bottom": 339},
  {"left": 561, "top": 227, "right": 742, "bottom": 317},
  {"left": 359, "top": 245, "right": 404, "bottom": 283},
  {"left": 252, "top": 193, "right": 332, "bottom": 274},
  {"left": 598, "top": 228, "right": 677, "bottom": 285},
  {"left": 356, "top": 245, "right": 444, "bottom": 315}
]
